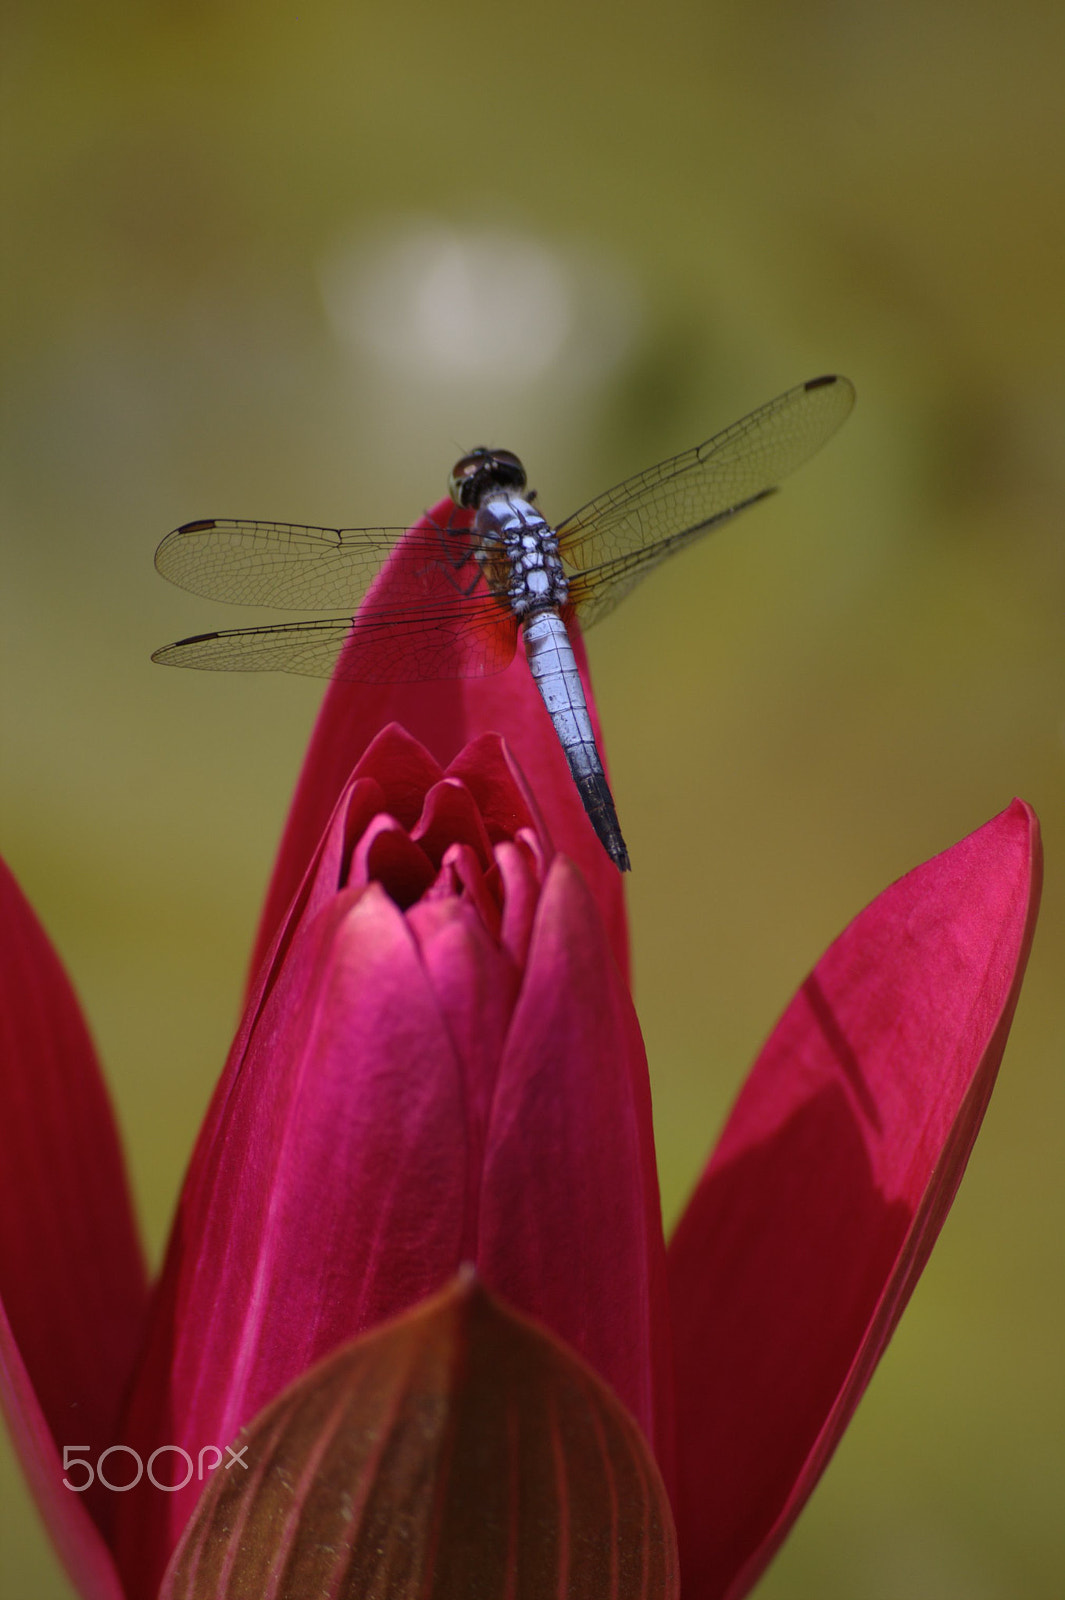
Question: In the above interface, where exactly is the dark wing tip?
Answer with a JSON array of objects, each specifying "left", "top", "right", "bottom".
[
  {"left": 175, "top": 518, "right": 218, "bottom": 534},
  {"left": 151, "top": 631, "right": 222, "bottom": 664},
  {"left": 805, "top": 373, "right": 841, "bottom": 391}
]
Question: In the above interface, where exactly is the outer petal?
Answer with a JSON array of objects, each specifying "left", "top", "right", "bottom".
[
  {"left": 478, "top": 857, "right": 675, "bottom": 1490},
  {"left": 0, "top": 1304, "right": 125, "bottom": 1600},
  {"left": 249, "top": 499, "right": 628, "bottom": 984},
  {"left": 113, "top": 881, "right": 478, "bottom": 1599},
  {"left": 667, "top": 800, "right": 1040, "bottom": 1600},
  {"left": 160, "top": 1274, "right": 679, "bottom": 1600},
  {"left": 0, "top": 858, "right": 146, "bottom": 1588}
]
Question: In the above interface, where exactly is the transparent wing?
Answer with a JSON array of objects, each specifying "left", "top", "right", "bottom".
[
  {"left": 152, "top": 511, "right": 519, "bottom": 683},
  {"left": 151, "top": 600, "right": 519, "bottom": 683},
  {"left": 155, "top": 517, "right": 477, "bottom": 611},
  {"left": 558, "top": 374, "right": 855, "bottom": 627},
  {"left": 153, "top": 618, "right": 367, "bottom": 677}
]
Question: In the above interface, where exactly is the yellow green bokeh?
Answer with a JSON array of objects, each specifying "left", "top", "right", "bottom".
[{"left": 2, "top": 2, "right": 1063, "bottom": 1594}]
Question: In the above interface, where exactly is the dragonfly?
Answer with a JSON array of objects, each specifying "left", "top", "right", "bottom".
[{"left": 153, "top": 373, "right": 855, "bottom": 872}]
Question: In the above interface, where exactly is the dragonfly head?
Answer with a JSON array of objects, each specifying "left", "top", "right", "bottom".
[{"left": 448, "top": 447, "right": 527, "bottom": 509}]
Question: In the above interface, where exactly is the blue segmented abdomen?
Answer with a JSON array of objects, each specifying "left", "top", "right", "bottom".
[{"left": 522, "top": 610, "right": 630, "bottom": 872}]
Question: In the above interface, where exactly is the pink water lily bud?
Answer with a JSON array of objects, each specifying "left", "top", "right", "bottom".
[{"left": 110, "top": 722, "right": 670, "bottom": 1600}]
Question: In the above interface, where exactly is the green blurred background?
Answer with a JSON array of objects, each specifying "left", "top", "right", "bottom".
[{"left": 2, "top": 2, "right": 1063, "bottom": 1594}]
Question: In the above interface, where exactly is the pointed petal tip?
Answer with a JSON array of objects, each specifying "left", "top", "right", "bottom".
[
  {"left": 986, "top": 795, "right": 1040, "bottom": 861},
  {"left": 1004, "top": 794, "right": 1042, "bottom": 896}
]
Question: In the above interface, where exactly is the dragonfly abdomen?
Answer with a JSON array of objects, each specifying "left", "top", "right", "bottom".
[
  {"left": 522, "top": 609, "right": 630, "bottom": 873},
  {"left": 475, "top": 493, "right": 629, "bottom": 869}
]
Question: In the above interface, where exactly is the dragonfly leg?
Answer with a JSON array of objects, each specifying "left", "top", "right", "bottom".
[{"left": 417, "top": 518, "right": 486, "bottom": 595}]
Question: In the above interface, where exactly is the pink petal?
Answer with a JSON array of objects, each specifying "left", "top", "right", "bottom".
[
  {"left": 345, "top": 720, "right": 447, "bottom": 825},
  {"left": 114, "top": 881, "right": 481, "bottom": 1597},
  {"left": 667, "top": 800, "right": 1041, "bottom": 1599},
  {"left": 0, "top": 858, "right": 147, "bottom": 1574},
  {"left": 444, "top": 731, "right": 543, "bottom": 846},
  {"left": 478, "top": 857, "right": 675, "bottom": 1490},
  {"left": 347, "top": 814, "right": 438, "bottom": 903},
  {"left": 411, "top": 778, "right": 495, "bottom": 866},
  {"left": 495, "top": 839, "right": 544, "bottom": 970},
  {"left": 240, "top": 727, "right": 446, "bottom": 1020},
  {"left": 435, "top": 841, "right": 505, "bottom": 941},
  {"left": 249, "top": 499, "right": 629, "bottom": 985}
]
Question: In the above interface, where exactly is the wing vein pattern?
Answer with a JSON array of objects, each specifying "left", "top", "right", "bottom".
[
  {"left": 152, "top": 375, "right": 854, "bottom": 679},
  {"left": 557, "top": 375, "right": 854, "bottom": 626}
]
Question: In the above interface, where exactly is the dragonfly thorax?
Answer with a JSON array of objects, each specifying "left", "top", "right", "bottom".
[{"left": 474, "top": 496, "right": 570, "bottom": 619}]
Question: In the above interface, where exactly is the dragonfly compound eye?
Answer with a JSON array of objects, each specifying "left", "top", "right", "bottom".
[{"left": 448, "top": 448, "right": 528, "bottom": 508}]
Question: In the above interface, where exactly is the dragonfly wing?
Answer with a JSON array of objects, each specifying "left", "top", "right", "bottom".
[
  {"left": 153, "top": 509, "right": 519, "bottom": 685},
  {"left": 153, "top": 618, "right": 359, "bottom": 677},
  {"left": 151, "top": 598, "right": 519, "bottom": 684},
  {"left": 557, "top": 374, "right": 855, "bottom": 627},
  {"left": 333, "top": 593, "right": 518, "bottom": 682},
  {"left": 565, "top": 488, "right": 777, "bottom": 627},
  {"left": 153, "top": 502, "right": 518, "bottom": 682},
  {"left": 154, "top": 514, "right": 480, "bottom": 612}
]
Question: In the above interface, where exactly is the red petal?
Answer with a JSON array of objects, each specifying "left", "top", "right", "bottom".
[
  {"left": 240, "top": 727, "right": 444, "bottom": 1022},
  {"left": 411, "top": 777, "right": 495, "bottom": 866},
  {"left": 347, "top": 814, "right": 437, "bottom": 905},
  {"left": 249, "top": 500, "right": 629, "bottom": 985},
  {"left": 445, "top": 730, "right": 543, "bottom": 845},
  {"left": 346, "top": 720, "right": 446, "bottom": 827},
  {"left": 0, "top": 1303, "right": 125, "bottom": 1600},
  {"left": 159, "top": 1274, "right": 679, "bottom": 1600},
  {"left": 0, "top": 858, "right": 146, "bottom": 1567},
  {"left": 114, "top": 881, "right": 479, "bottom": 1595},
  {"left": 495, "top": 839, "right": 544, "bottom": 970},
  {"left": 478, "top": 857, "right": 675, "bottom": 1489},
  {"left": 667, "top": 801, "right": 1041, "bottom": 1599}
]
